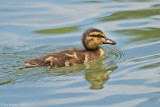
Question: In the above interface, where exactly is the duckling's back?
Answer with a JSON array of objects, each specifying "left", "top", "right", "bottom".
[
  {"left": 24, "top": 48, "right": 104, "bottom": 68},
  {"left": 25, "top": 49, "right": 85, "bottom": 68}
]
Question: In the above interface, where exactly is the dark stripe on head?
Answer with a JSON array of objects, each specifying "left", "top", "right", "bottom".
[{"left": 89, "top": 34, "right": 105, "bottom": 38}]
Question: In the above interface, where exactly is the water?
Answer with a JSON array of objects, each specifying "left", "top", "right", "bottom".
[{"left": 0, "top": 0, "right": 160, "bottom": 107}]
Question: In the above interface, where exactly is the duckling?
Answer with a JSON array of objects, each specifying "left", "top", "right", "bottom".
[{"left": 24, "top": 28, "right": 116, "bottom": 68}]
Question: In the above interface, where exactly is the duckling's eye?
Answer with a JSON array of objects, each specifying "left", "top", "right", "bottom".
[
  {"left": 98, "top": 34, "right": 104, "bottom": 38},
  {"left": 90, "top": 34, "right": 105, "bottom": 38}
]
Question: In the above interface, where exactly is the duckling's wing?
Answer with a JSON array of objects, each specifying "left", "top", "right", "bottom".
[{"left": 44, "top": 49, "right": 85, "bottom": 67}]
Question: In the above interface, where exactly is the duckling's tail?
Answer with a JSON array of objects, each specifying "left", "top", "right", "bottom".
[{"left": 24, "top": 58, "right": 43, "bottom": 68}]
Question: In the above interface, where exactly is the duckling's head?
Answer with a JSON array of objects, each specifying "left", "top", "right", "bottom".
[{"left": 82, "top": 28, "right": 116, "bottom": 50}]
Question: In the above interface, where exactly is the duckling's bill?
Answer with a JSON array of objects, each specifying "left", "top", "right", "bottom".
[{"left": 103, "top": 38, "right": 116, "bottom": 45}]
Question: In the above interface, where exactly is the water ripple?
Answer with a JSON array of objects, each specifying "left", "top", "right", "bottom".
[{"left": 103, "top": 45, "right": 125, "bottom": 63}]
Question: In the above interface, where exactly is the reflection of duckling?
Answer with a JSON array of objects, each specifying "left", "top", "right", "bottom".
[
  {"left": 85, "top": 61, "right": 118, "bottom": 90},
  {"left": 24, "top": 28, "right": 116, "bottom": 68}
]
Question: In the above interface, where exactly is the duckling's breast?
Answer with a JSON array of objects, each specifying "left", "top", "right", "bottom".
[{"left": 83, "top": 48, "right": 104, "bottom": 63}]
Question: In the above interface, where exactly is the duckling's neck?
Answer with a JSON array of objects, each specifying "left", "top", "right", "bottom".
[
  {"left": 84, "top": 47, "right": 104, "bottom": 56},
  {"left": 85, "top": 46, "right": 100, "bottom": 51}
]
